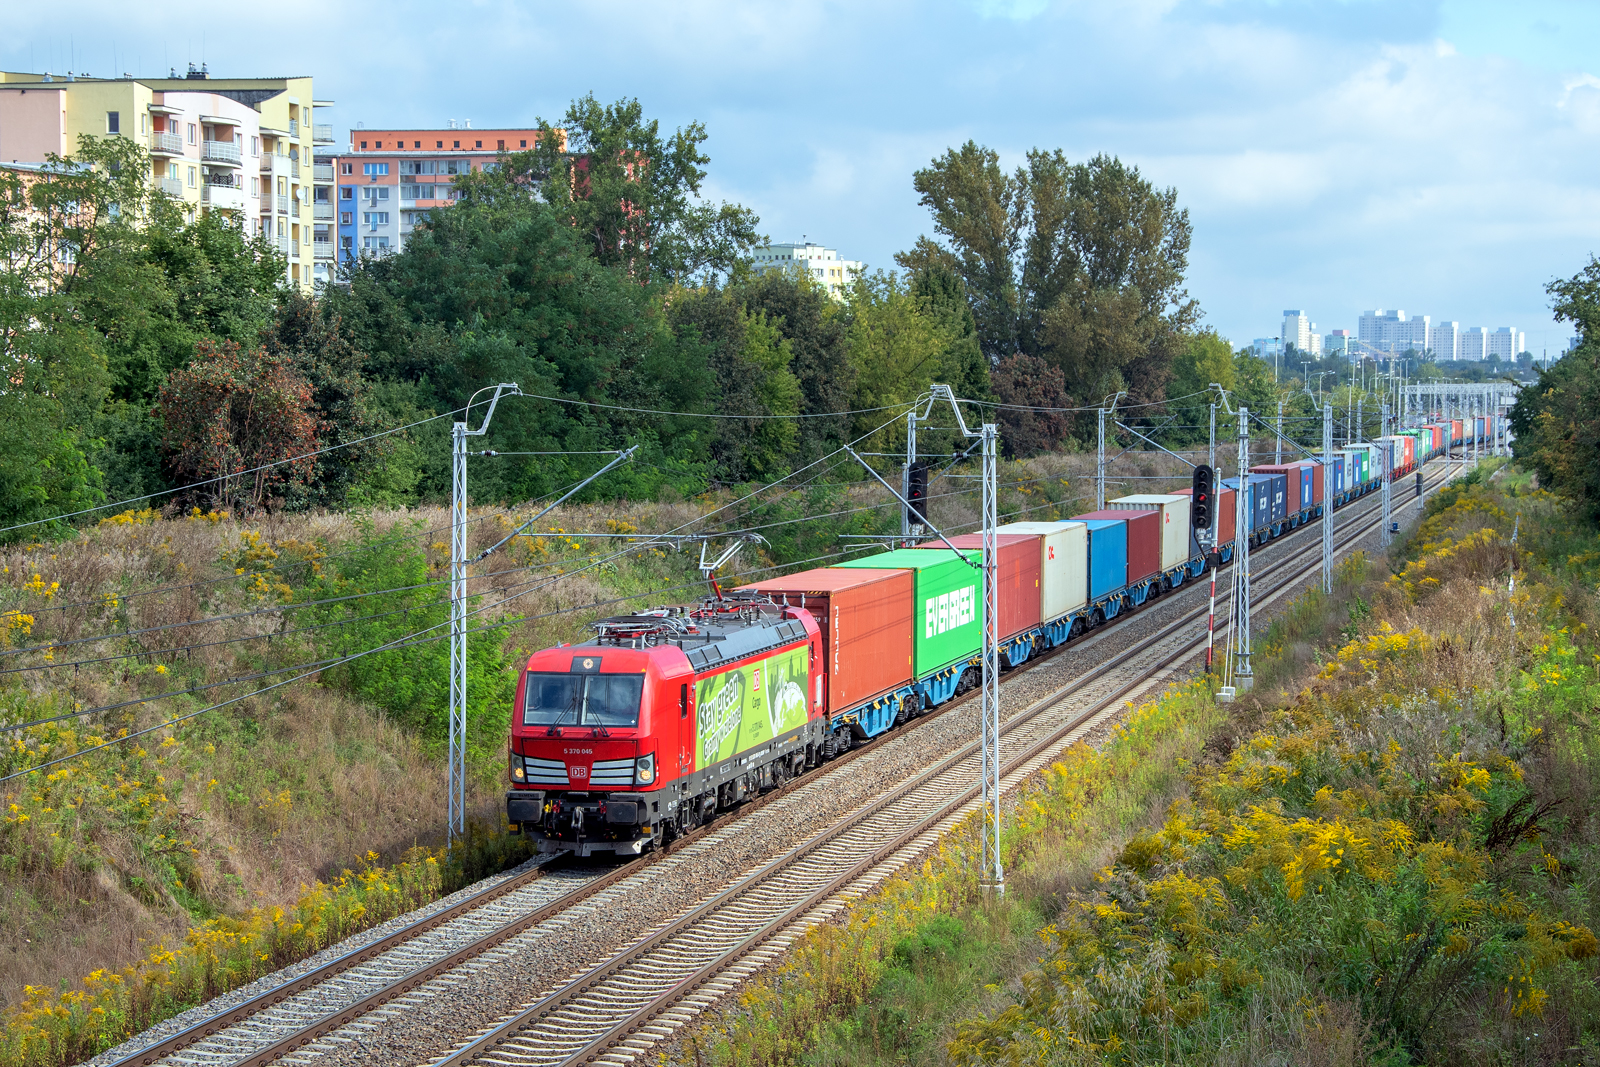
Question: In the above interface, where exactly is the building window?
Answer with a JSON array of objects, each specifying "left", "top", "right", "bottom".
[
  {"left": 362, "top": 212, "right": 390, "bottom": 227},
  {"left": 414, "top": 140, "right": 421, "bottom": 148},
  {"left": 251, "top": 136, "right": 260, "bottom": 156},
  {"left": 341, "top": 235, "right": 353, "bottom": 249},
  {"left": 363, "top": 186, "right": 390, "bottom": 201},
  {"left": 168, "top": 162, "right": 180, "bottom": 179},
  {"left": 436, "top": 140, "right": 443, "bottom": 148},
  {"left": 341, "top": 162, "right": 353, "bottom": 175},
  {"left": 340, "top": 187, "right": 354, "bottom": 200},
  {"left": 187, "top": 123, "right": 198, "bottom": 144},
  {"left": 453, "top": 140, "right": 460, "bottom": 149},
  {"left": 475, "top": 140, "right": 483, "bottom": 148},
  {"left": 360, "top": 141, "right": 367, "bottom": 149},
  {"left": 520, "top": 139, "right": 527, "bottom": 148},
  {"left": 497, "top": 140, "right": 505, "bottom": 150},
  {"left": 106, "top": 111, "right": 120, "bottom": 134},
  {"left": 363, "top": 236, "right": 389, "bottom": 249},
  {"left": 250, "top": 177, "right": 259, "bottom": 196},
  {"left": 362, "top": 162, "right": 389, "bottom": 176},
  {"left": 340, "top": 212, "right": 352, "bottom": 225},
  {"left": 188, "top": 166, "right": 197, "bottom": 188}
]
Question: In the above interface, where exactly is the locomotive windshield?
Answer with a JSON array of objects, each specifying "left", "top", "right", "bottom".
[{"left": 523, "top": 672, "right": 645, "bottom": 728}]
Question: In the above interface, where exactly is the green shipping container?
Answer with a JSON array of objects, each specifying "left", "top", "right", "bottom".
[{"left": 831, "top": 548, "right": 983, "bottom": 676}]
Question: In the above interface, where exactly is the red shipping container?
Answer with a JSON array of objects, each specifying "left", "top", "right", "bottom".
[
  {"left": 1073, "top": 509, "right": 1160, "bottom": 584},
  {"left": 913, "top": 533, "right": 1043, "bottom": 640},
  {"left": 737, "top": 567, "right": 914, "bottom": 715}
]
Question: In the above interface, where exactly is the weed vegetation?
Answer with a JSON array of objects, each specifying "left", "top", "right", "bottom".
[{"left": 678, "top": 460, "right": 1600, "bottom": 1066}]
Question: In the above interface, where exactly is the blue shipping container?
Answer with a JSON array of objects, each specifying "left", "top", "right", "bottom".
[
  {"left": 1254, "top": 473, "right": 1287, "bottom": 523},
  {"left": 1076, "top": 519, "right": 1127, "bottom": 600},
  {"left": 1223, "top": 477, "right": 1272, "bottom": 535}
]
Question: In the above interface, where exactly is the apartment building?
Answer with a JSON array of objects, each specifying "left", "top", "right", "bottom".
[
  {"left": 1281, "top": 310, "right": 1322, "bottom": 354},
  {"left": 1357, "top": 309, "right": 1430, "bottom": 354},
  {"left": 1324, "top": 329, "right": 1355, "bottom": 355},
  {"left": 333, "top": 124, "right": 548, "bottom": 269},
  {"left": 1428, "top": 320, "right": 1460, "bottom": 361},
  {"left": 0, "top": 66, "right": 331, "bottom": 291},
  {"left": 751, "top": 241, "right": 862, "bottom": 299},
  {"left": 1487, "top": 327, "right": 1524, "bottom": 361}
]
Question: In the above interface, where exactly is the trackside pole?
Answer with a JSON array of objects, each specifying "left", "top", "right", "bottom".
[
  {"left": 1381, "top": 401, "right": 1394, "bottom": 549},
  {"left": 1205, "top": 553, "right": 1218, "bottom": 673},
  {"left": 1231, "top": 407, "right": 1252, "bottom": 695},
  {"left": 979, "top": 422, "right": 1003, "bottom": 897},
  {"left": 1096, "top": 406, "right": 1106, "bottom": 511},
  {"left": 1322, "top": 402, "right": 1333, "bottom": 594}
]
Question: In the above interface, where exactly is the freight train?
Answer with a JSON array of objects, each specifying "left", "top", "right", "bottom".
[{"left": 506, "top": 415, "right": 1500, "bottom": 856}]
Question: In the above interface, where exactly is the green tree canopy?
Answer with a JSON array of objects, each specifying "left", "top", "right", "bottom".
[
  {"left": 899, "top": 143, "right": 1197, "bottom": 418},
  {"left": 527, "top": 94, "right": 762, "bottom": 286},
  {"left": 1510, "top": 257, "right": 1600, "bottom": 518}
]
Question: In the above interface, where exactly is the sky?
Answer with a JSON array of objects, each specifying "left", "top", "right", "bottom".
[{"left": 7, "top": 0, "right": 1598, "bottom": 356}]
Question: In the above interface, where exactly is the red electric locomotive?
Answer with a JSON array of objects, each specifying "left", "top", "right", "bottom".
[{"left": 506, "top": 595, "right": 824, "bottom": 856}]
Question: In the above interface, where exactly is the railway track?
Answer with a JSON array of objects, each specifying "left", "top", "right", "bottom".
[{"left": 101, "top": 464, "right": 1452, "bottom": 1067}]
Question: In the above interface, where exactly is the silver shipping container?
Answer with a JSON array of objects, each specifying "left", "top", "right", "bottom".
[{"left": 995, "top": 521, "right": 1088, "bottom": 622}]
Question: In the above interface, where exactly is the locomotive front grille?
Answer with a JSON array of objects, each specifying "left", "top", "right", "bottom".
[
  {"left": 524, "top": 757, "right": 569, "bottom": 785},
  {"left": 590, "top": 757, "right": 635, "bottom": 787}
]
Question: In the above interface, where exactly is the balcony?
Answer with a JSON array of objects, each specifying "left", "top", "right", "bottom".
[
  {"left": 313, "top": 202, "right": 334, "bottom": 220},
  {"left": 202, "top": 140, "right": 242, "bottom": 165},
  {"left": 290, "top": 159, "right": 300, "bottom": 179},
  {"left": 289, "top": 119, "right": 299, "bottom": 138},
  {"left": 276, "top": 194, "right": 289, "bottom": 214},
  {"left": 313, "top": 239, "right": 334, "bottom": 260},
  {"left": 276, "top": 234, "right": 289, "bottom": 255},
  {"left": 158, "top": 177, "right": 185, "bottom": 198},
  {"left": 202, "top": 183, "right": 247, "bottom": 211},
  {"left": 313, "top": 162, "right": 334, "bottom": 183},
  {"left": 150, "top": 131, "right": 183, "bottom": 155},
  {"left": 291, "top": 241, "right": 301, "bottom": 260},
  {"left": 313, "top": 124, "right": 334, "bottom": 144}
]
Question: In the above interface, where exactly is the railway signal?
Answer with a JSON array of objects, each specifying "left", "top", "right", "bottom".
[
  {"left": 1190, "top": 464, "right": 1213, "bottom": 536},
  {"left": 906, "top": 461, "right": 930, "bottom": 526}
]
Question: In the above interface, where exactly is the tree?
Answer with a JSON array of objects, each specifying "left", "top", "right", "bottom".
[
  {"left": 991, "top": 353, "right": 1070, "bottom": 458},
  {"left": 330, "top": 166, "right": 716, "bottom": 503},
  {"left": 258, "top": 291, "right": 386, "bottom": 508},
  {"left": 842, "top": 270, "right": 982, "bottom": 447},
  {"left": 667, "top": 287, "right": 801, "bottom": 483},
  {"left": 732, "top": 270, "right": 855, "bottom": 463},
  {"left": 527, "top": 94, "right": 762, "bottom": 286},
  {"left": 901, "top": 144, "right": 1197, "bottom": 419},
  {"left": 1509, "top": 257, "right": 1600, "bottom": 518},
  {"left": 1163, "top": 329, "right": 1234, "bottom": 445},
  {"left": 156, "top": 339, "right": 320, "bottom": 513}
]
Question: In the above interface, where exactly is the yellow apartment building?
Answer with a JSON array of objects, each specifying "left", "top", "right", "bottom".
[{"left": 0, "top": 65, "right": 334, "bottom": 290}]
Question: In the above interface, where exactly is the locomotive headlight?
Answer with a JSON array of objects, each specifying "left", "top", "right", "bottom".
[
  {"left": 634, "top": 752, "right": 656, "bottom": 785},
  {"left": 511, "top": 754, "right": 525, "bottom": 781}
]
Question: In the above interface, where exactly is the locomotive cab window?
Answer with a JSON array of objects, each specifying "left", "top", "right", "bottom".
[{"left": 523, "top": 672, "right": 644, "bottom": 728}]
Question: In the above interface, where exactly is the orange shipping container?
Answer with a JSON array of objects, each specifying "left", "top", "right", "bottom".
[{"left": 737, "top": 567, "right": 914, "bottom": 715}]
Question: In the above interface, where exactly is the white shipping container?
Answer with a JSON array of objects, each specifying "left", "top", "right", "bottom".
[
  {"left": 995, "top": 521, "right": 1088, "bottom": 620},
  {"left": 1106, "top": 494, "right": 1192, "bottom": 571}
]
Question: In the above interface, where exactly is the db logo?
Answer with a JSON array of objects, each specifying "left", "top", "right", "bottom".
[
  {"left": 1047, "top": 546, "right": 1055, "bottom": 560},
  {"left": 570, "top": 765, "right": 589, "bottom": 779}
]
